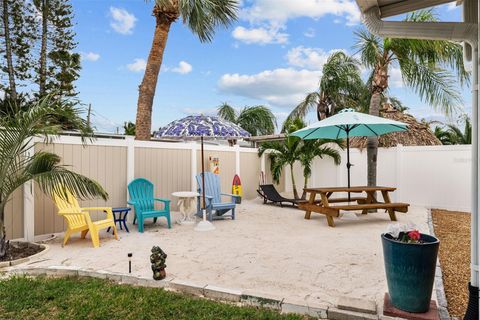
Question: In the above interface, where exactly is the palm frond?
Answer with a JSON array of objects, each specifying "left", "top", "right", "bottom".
[
  {"left": 237, "top": 105, "right": 276, "bottom": 136},
  {"left": 285, "top": 92, "right": 320, "bottom": 128},
  {"left": 179, "top": 0, "right": 238, "bottom": 42},
  {"left": 217, "top": 102, "right": 237, "bottom": 122},
  {"left": 398, "top": 59, "right": 462, "bottom": 114},
  {"left": 0, "top": 96, "right": 107, "bottom": 224},
  {"left": 353, "top": 29, "right": 383, "bottom": 69}
]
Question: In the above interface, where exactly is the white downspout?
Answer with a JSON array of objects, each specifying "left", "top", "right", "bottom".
[{"left": 472, "top": 43, "right": 479, "bottom": 288}]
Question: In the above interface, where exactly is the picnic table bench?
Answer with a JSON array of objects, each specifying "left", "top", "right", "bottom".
[{"left": 299, "top": 186, "right": 409, "bottom": 227}]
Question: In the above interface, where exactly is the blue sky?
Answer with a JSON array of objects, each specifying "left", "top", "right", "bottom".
[{"left": 71, "top": 0, "right": 469, "bottom": 133}]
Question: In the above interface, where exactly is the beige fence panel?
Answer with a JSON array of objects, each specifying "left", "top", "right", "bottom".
[
  {"left": 197, "top": 150, "right": 236, "bottom": 195},
  {"left": 240, "top": 152, "right": 261, "bottom": 200},
  {"left": 134, "top": 147, "right": 192, "bottom": 211},
  {"left": 4, "top": 188, "right": 23, "bottom": 240},
  {"left": 34, "top": 142, "right": 128, "bottom": 236}
]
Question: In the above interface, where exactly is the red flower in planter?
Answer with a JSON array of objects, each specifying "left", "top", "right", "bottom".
[{"left": 408, "top": 230, "right": 421, "bottom": 242}]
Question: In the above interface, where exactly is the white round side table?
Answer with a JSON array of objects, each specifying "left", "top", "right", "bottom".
[{"left": 172, "top": 191, "right": 199, "bottom": 225}]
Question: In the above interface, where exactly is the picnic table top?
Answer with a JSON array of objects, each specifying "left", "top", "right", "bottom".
[{"left": 303, "top": 186, "right": 397, "bottom": 193}]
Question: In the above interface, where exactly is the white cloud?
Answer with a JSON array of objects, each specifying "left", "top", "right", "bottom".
[
  {"left": 81, "top": 52, "right": 100, "bottom": 62},
  {"left": 389, "top": 66, "right": 403, "bottom": 88},
  {"left": 446, "top": 2, "right": 458, "bottom": 11},
  {"left": 171, "top": 61, "right": 193, "bottom": 74},
  {"left": 127, "top": 58, "right": 146, "bottom": 72},
  {"left": 286, "top": 46, "right": 345, "bottom": 71},
  {"left": 240, "top": 0, "right": 360, "bottom": 26},
  {"left": 109, "top": 7, "right": 137, "bottom": 35},
  {"left": 232, "top": 25, "right": 288, "bottom": 45},
  {"left": 218, "top": 68, "right": 321, "bottom": 108},
  {"left": 303, "top": 28, "right": 315, "bottom": 38}
]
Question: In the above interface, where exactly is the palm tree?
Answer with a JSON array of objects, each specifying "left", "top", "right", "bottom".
[
  {"left": 299, "top": 139, "right": 342, "bottom": 199},
  {"left": 259, "top": 118, "right": 342, "bottom": 199},
  {"left": 287, "top": 51, "right": 367, "bottom": 123},
  {"left": 217, "top": 103, "right": 276, "bottom": 136},
  {"left": 123, "top": 121, "right": 136, "bottom": 136},
  {"left": 354, "top": 9, "right": 467, "bottom": 187},
  {"left": 135, "top": 0, "right": 238, "bottom": 141},
  {"left": 434, "top": 126, "right": 453, "bottom": 145},
  {"left": 437, "top": 115, "right": 472, "bottom": 145},
  {"left": 0, "top": 96, "right": 108, "bottom": 258}
]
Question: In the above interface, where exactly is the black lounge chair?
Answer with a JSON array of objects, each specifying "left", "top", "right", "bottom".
[{"left": 256, "top": 184, "right": 304, "bottom": 207}]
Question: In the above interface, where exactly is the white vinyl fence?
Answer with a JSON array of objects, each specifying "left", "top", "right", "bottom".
[
  {"left": 6, "top": 136, "right": 471, "bottom": 242},
  {"left": 286, "top": 145, "right": 472, "bottom": 212}
]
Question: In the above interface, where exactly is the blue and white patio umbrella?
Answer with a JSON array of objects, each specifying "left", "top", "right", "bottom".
[
  {"left": 154, "top": 115, "right": 250, "bottom": 140},
  {"left": 292, "top": 109, "right": 408, "bottom": 200},
  {"left": 155, "top": 115, "right": 251, "bottom": 231}
]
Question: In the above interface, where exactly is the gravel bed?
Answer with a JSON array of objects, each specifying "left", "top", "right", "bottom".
[{"left": 431, "top": 209, "right": 470, "bottom": 318}]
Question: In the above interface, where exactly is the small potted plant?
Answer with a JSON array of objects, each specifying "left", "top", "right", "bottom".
[
  {"left": 150, "top": 246, "right": 167, "bottom": 280},
  {"left": 382, "top": 224, "right": 440, "bottom": 313}
]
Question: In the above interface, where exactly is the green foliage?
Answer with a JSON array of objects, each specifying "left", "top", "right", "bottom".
[
  {"left": 259, "top": 118, "right": 342, "bottom": 199},
  {"left": 0, "top": 276, "right": 307, "bottom": 319},
  {"left": 217, "top": 103, "right": 276, "bottom": 136},
  {"left": 123, "top": 121, "right": 136, "bottom": 136},
  {"left": 435, "top": 115, "right": 472, "bottom": 145},
  {"left": 152, "top": 0, "right": 238, "bottom": 42},
  {"left": 0, "top": 0, "right": 37, "bottom": 98},
  {"left": 287, "top": 51, "right": 368, "bottom": 123},
  {"left": 0, "top": 96, "right": 106, "bottom": 257},
  {"left": 354, "top": 10, "right": 467, "bottom": 115},
  {"left": 1, "top": 0, "right": 81, "bottom": 115},
  {"left": 34, "top": 0, "right": 81, "bottom": 99}
]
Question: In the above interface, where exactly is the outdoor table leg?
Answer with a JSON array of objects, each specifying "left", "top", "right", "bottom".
[
  {"left": 362, "top": 191, "right": 377, "bottom": 214},
  {"left": 320, "top": 192, "right": 335, "bottom": 227},
  {"left": 381, "top": 190, "right": 397, "bottom": 221},
  {"left": 304, "top": 191, "right": 317, "bottom": 219}
]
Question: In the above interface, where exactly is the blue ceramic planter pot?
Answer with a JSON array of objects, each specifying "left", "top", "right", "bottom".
[{"left": 381, "top": 233, "right": 439, "bottom": 313}]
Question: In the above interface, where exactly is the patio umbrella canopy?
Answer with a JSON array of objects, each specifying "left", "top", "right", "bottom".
[
  {"left": 154, "top": 115, "right": 251, "bottom": 231},
  {"left": 292, "top": 108, "right": 408, "bottom": 200},
  {"left": 349, "top": 107, "right": 441, "bottom": 148}
]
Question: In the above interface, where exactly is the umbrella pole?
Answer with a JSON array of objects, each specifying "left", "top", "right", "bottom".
[
  {"left": 201, "top": 136, "right": 206, "bottom": 211},
  {"left": 346, "top": 130, "right": 351, "bottom": 202},
  {"left": 195, "top": 136, "right": 215, "bottom": 231}
]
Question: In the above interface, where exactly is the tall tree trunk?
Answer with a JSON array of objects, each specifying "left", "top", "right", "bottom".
[
  {"left": 2, "top": 0, "right": 17, "bottom": 102},
  {"left": 367, "top": 61, "right": 389, "bottom": 187},
  {"left": 135, "top": 6, "right": 177, "bottom": 141},
  {"left": 290, "top": 163, "right": 299, "bottom": 199},
  {"left": 38, "top": 0, "right": 48, "bottom": 97},
  {"left": 367, "top": 93, "right": 381, "bottom": 186},
  {"left": 0, "top": 203, "right": 8, "bottom": 259},
  {"left": 301, "top": 176, "right": 308, "bottom": 200}
]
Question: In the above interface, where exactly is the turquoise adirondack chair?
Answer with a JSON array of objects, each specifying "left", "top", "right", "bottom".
[
  {"left": 127, "top": 178, "right": 171, "bottom": 233},
  {"left": 196, "top": 172, "right": 239, "bottom": 221}
]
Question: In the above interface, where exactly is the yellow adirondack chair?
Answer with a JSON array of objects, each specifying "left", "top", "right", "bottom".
[{"left": 53, "top": 188, "right": 118, "bottom": 248}]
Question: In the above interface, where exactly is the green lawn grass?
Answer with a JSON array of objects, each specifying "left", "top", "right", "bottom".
[{"left": 0, "top": 276, "right": 310, "bottom": 320}]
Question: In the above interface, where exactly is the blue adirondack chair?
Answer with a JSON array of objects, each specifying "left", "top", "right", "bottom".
[
  {"left": 127, "top": 178, "right": 171, "bottom": 233},
  {"left": 196, "top": 172, "right": 239, "bottom": 221}
]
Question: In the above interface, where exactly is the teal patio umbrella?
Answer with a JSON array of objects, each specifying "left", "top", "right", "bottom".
[{"left": 292, "top": 109, "right": 408, "bottom": 200}]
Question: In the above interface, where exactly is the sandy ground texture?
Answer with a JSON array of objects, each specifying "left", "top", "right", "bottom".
[
  {"left": 17, "top": 199, "right": 432, "bottom": 308},
  {"left": 431, "top": 209, "right": 470, "bottom": 318}
]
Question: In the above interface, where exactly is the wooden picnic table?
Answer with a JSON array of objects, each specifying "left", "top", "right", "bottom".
[{"left": 300, "top": 186, "right": 409, "bottom": 227}]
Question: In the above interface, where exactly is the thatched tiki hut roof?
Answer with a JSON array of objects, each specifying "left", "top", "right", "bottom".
[{"left": 350, "top": 107, "right": 441, "bottom": 148}]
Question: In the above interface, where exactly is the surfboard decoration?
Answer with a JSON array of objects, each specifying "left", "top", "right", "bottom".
[{"left": 232, "top": 174, "right": 242, "bottom": 204}]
